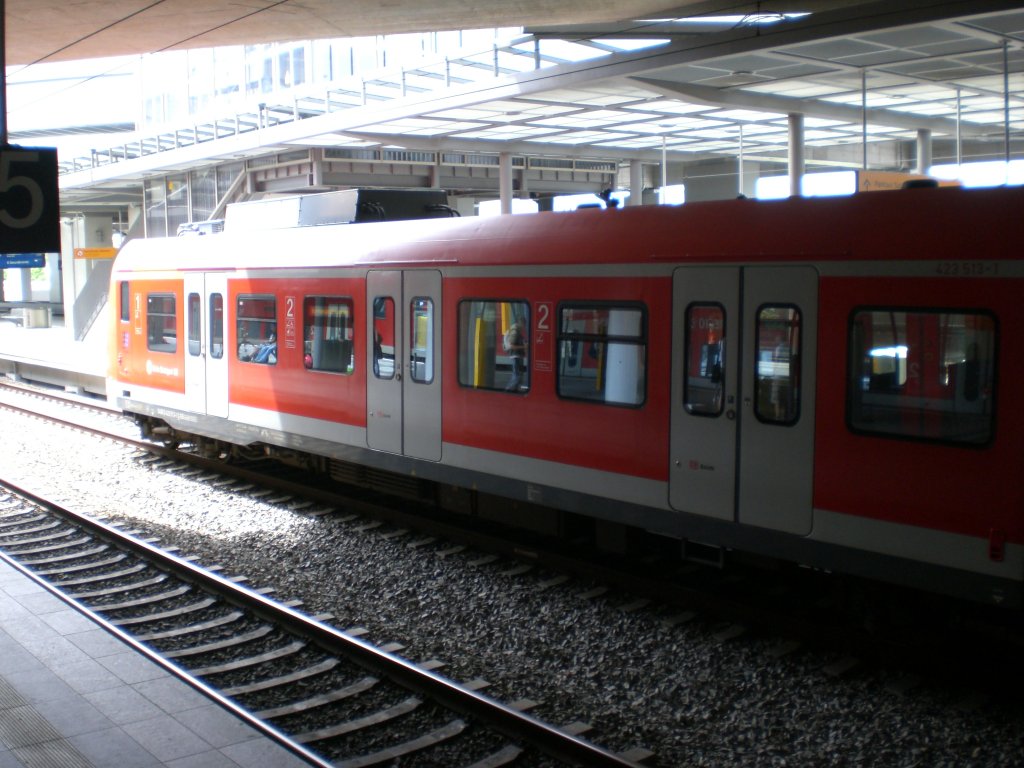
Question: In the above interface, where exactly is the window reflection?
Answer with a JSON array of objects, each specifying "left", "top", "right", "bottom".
[
  {"left": 684, "top": 303, "right": 724, "bottom": 415},
  {"left": 849, "top": 309, "right": 995, "bottom": 444},
  {"left": 755, "top": 305, "right": 801, "bottom": 425}
]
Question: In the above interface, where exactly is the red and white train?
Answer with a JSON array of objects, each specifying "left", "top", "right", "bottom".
[{"left": 108, "top": 184, "right": 1024, "bottom": 607}]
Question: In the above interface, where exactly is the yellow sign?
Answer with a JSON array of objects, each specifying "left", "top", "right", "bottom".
[{"left": 74, "top": 247, "right": 118, "bottom": 259}]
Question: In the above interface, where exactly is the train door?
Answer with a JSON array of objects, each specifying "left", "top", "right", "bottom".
[
  {"left": 366, "top": 270, "right": 442, "bottom": 460},
  {"left": 183, "top": 273, "right": 229, "bottom": 418},
  {"left": 670, "top": 266, "right": 817, "bottom": 535}
]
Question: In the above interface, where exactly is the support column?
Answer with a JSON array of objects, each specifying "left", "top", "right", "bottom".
[
  {"left": 629, "top": 160, "right": 644, "bottom": 207},
  {"left": 518, "top": 166, "right": 529, "bottom": 200},
  {"left": 788, "top": 113, "right": 805, "bottom": 197},
  {"left": 661, "top": 136, "right": 668, "bottom": 203},
  {"left": 916, "top": 129, "right": 932, "bottom": 175},
  {"left": 311, "top": 147, "right": 324, "bottom": 188},
  {"left": 499, "top": 152, "right": 513, "bottom": 215},
  {"left": 19, "top": 268, "right": 32, "bottom": 301},
  {"left": 737, "top": 124, "right": 745, "bottom": 197}
]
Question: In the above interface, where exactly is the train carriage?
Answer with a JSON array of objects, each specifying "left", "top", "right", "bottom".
[{"left": 109, "top": 184, "right": 1024, "bottom": 607}]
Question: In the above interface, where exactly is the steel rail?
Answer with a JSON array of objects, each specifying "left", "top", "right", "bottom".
[
  {"left": 0, "top": 489, "right": 332, "bottom": 768},
  {"left": 0, "top": 438, "right": 643, "bottom": 767}
]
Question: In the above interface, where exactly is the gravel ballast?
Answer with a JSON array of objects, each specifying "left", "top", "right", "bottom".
[{"left": 1, "top": 408, "right": 1022, "bottom": 767}]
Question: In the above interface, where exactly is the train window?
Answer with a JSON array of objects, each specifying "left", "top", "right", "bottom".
[
  {"left": 372, "top": 297, "right": 395, "bottom": 379},
  {"left": 237, "top": 295, "right": 277, "bottom": 365},
  {"left": 410, "top": 297, "right": 434, "bottom": 384},
  {"left": 146, "top": 294, "right": 177, "bottom": 354},
  {"left": 755, "top": 305, "right": 801, "bottom": 425},
  {"left": 119, "top": 282, "right": 130, "bottom": 322},
  {"left": 848, "top": 309, "right": 996, "bottom": 445},
  {"left": 209, "top": 294, "right": 224, "bottom": 359},
  {"left": 557, "top": 304, "right": 646, "bottom": 407},
  {"left": 684, "top": 303, "right": 725, "bottom": 416},
  {"left": 187, "top": 293, "right": 201, "bottom": 357},
  {"left": 457, "top": 300, "right": 529, "bottom": 394},
  {"left": 303, "top": 297, "right": 354, "bottom": 374}
]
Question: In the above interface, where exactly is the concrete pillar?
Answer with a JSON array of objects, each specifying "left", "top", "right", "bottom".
[
  {"left": 499, "top": 152, "right": 513, "bottom": 215},
  {"left": 19, "top": 268, "right": 32, "bottom": 301},
  {"left": 47, "top": 253, "right": 62, "bottom": 303},
  {"left": 629, "top": 160, "right": 644, "bottom": 206},
  {"left": 916, "top": 129, "right": 932, "bottom": 175},
  {"left": 788, "top": 113, "right": 805, "bottom": 197}
]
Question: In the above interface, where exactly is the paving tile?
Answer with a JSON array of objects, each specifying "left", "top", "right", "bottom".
[
  {"left": 18, "top": 634, "right": 93, "bottom": 670},
  {"left": 10, "top": 740, "right": 93, "bottom": 768},
  {"left": 68, "top": 726, "right": 161, "bottom": 767},
  {"left": 65, "top": 627, "right": 130, "bottom": 660},
  {"left": 32, "top": 695, "right": 115, "bottom": 739},
  {"left": 166, "top": 751, "right": 243, "bottom": 768},
  {"left": 3, "top": 667, "right": 78, "bottom": 707},
  {"left": 82, "top": 684, "right": 166, "bottom": 726},
  {"left": 52, "top": 658, "right": 125, "bottom": 695},
  {"left": 0, "top": 643, "right": 44, "bottom": 678},
  {"left": 173, "top": 704, "right": 263, "bottom": 750},
  {"left": 221, "top": 737, "right": 313, "bottom": 768},
  {"left": 1, "top": 548, "right": 300, "bottom": 768},
  {"left": 96, "top": 651, "right": 169, "bottom": 686},
  {"left": 13, "top": 590, "right": 72, "bottom": 617},
  {"left": 134, "top": 676, "right": 212, "bottom": 715},
  {"left": 38, "top": 608, "right": 98, "bottom": 637},
  {"left": 123, "top": 715, "right": 213, "bottom": 763},
  {"left": 0, "top": 614, "right": 54, "bottom": 646}
]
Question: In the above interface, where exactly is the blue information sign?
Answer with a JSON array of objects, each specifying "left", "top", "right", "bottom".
[{"left": 0, "top": 253, "right": 45, "bottom": 268}]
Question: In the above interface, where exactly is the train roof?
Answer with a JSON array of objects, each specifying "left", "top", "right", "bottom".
[{"left": 112, "top": 184, "right": 1024, "bottom": 275}]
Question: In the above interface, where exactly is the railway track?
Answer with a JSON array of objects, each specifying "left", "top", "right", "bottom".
[
  {"left": 0, "top": 381, "right": 653, "bottom": 765},
  {"left": 4, "top": 378, "right": 1024, "bottom": 765},
  {"left": 0, "top": 479, "right": 646, "bottom": 767},
  {"left": 4, "top": 379, "right": 1023, "bottom": 681}
]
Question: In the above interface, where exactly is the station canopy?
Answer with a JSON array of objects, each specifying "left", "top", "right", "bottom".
[{"left": 7, "top": 1, "right": 1023, "bottom": 210}]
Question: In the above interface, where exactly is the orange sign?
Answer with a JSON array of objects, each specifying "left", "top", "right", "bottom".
[{"left": 74, "top": 247, "right": 118, "bottom": 259}]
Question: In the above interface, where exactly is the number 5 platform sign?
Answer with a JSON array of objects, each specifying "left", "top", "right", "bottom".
[{"left": 0, "top": 146, "right": 60, "bottom": 254}]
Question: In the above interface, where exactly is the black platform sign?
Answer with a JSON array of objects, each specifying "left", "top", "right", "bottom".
[{"left": 0, "top": 146, "right": 60, "bottom": 254}]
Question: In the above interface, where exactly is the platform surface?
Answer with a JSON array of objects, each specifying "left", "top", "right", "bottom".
[
  {"left": 0, "top": 556, "right": 312, "bottom": 768},
  {"left": 0, "top": 315, "right": 106, "bottom": 380}
]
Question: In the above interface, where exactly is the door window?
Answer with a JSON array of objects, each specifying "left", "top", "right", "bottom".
[
  {"left": 187, "top": 293, "right": 201, "bottom": 357},
  {"left": 372, "top": 297, "right": 395, "bottom": 379},
  {"left": 754, "top": 305, "right": 801, "bottom": 425},
  {"left": 210, "top": 294, "right": 224, "bottom": 359},
  {"left": 684, "top": 303, "right": 724, "bottom": 416},
  {"left": 119, "top": 281, "right": 130, "bottom": 322},
  {"left": 146, "top": 294, "right": 177, "bottom": 353},
  {"left": 410, "top": 297, "right": 434, "bottom": 384}
]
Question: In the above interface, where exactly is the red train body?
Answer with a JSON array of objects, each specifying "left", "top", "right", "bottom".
[{"left": 108, "top": 185, "right": 1024, "bottom": 607}]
